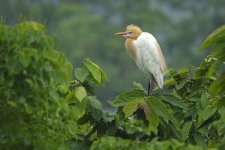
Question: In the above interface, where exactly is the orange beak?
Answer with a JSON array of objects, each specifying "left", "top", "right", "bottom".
[{"left": 114, "top": 31, "right": 129, "bottom": 36}]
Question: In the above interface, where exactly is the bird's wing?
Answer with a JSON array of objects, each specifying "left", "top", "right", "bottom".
[{"left": 135, "top": 32, "right": 166, "bottom": 88}]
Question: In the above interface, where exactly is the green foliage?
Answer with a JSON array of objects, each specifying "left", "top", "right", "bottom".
[
  {"left": 1, "top": 22, "right": 225, "bottom": 149},
  {"left": 0, "top": 21, "right": 74, "bottom": 149},
  {"left": 200, "top": 25, "right": 225, "bottom": 96},
  {"left": 91, "top": 136, "right": 203, "bottom": 150}
]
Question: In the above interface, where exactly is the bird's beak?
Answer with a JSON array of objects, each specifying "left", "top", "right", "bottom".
[{"left": 114, "top": 31, "right": 129, "bottom": 36}]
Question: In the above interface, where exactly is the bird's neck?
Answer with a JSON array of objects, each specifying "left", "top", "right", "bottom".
[{"left": 125, "top": 38, "right": 137, "bottom": 60}]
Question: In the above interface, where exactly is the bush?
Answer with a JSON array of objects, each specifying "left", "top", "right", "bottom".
[
  {"left": 0, "top": 22, "right": 74, "bottom": 149},
  {"left": 0, "top": 21, "right": 224, "bottom": 149}
]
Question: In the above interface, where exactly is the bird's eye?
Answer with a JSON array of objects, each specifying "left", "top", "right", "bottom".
[{"left": 128, "top": 32, "right": 132, "bottom": 34}]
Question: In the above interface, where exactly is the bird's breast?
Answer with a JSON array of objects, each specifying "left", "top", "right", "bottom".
[{"left": 125, "top": 38, "right": 137, "bottom": 60}]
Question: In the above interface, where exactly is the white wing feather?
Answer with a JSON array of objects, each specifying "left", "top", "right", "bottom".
[{"left": 134, "top": 32, "right": 165, "bottom": 88}]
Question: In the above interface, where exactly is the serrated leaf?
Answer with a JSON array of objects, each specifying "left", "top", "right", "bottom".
[
  {"left": 194, "top": 133, "right": 206, "bottom": 148},
  {"left": 147, "top": 96, "right": 171, "bottom": 123},
  {"left": 145, "top": 103, "right": 159, "bottom": 134},
  {"left": 74, "top": 67, "right": 89, "bottom": 82},
  {"left": 75, "top": 86, "right": 87, "bottom": 102},
  {"left": 198, "top": 104, "right": 217, "bottom": 126},
  {"left": 122, "top": 99, "right": 143, "bottom": 118},
  {"left": 182, "top": 121, "right": 192, "bottom": 141},
  {"left": 202, "top": 105, "right": 217, "bottom": 122},
  {"left": 161, "top": 94, "right": 188, "bottom": 110}
]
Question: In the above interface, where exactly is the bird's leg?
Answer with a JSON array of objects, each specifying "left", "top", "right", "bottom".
[
  {"left": 148, "top": 80, "right": 155, "bottom": 96},
  {"left": 148, "top": 80, "right": 151, "bottom": 96}
]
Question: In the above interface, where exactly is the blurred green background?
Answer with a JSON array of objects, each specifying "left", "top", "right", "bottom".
[{"left": 1, "top": 0, "right": 224, "bottom": 110}]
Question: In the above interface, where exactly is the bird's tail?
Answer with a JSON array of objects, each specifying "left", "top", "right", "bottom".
[{"left": 153, "top": 72, "right": 164, "bottom": 89}]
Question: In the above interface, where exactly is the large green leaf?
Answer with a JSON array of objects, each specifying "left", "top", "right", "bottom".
[
  {"left": 84, "top": 59, "right": 101, "bottom": 84},
  {"left": 109, "top": 89, "right": 146, "bottom": 107},
  {"left": 122, "top": 99, "right": 144, "bottom": 118},
  {"left": 161, "top": 94, "right": 188, "bottom": 110},
  {"left": 74, "top": 67, "right": 89, "bottom": 82},
  {"left": 181, "top": 121, "right": 192, "bottom": 141},
  {"left": 145, "top": 102, "right": 160, "bottom": 134},
  {"left": 75, "top": 86, "right": 87, "bottom": 102},
  {"left": 69, "top": 98, "right": 88, "bottom": 119},
  {"left": 83, "top": 58, "right": 108, "bottom": 86},
  {"left": 199, "top": 24, "right": 225, "bottom": 50},
  {"left": 147, "top": 96, "right": 171, "bottom": 123},
  {"left": 200, "top": 92, "right": 209, "bottom": 108},
  {"left": 198, "top": 104, "right": 217, "bottom": 127}
]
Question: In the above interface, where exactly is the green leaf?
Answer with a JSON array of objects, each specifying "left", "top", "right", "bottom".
[
  {"left": 99, "top": 67, "right": 109, "bottom": 82},
  {"left": 109, "top": 89, "right": 146, "bottom": 107},
  {"left": 83, "top": 58, "right": 108, "bottom": 86},
  {"left": 181, "top": 121, "right": 192, "bottom": 141},
  {"left": 75, "top": 86, "right": 87, "bottom": 102},
  {"left": 88, "top": 96, "right": 103, "bottom": 121},
  {"left": 83, "top": 59, "right": 102, "bottom": 84},
  {"left": 133, "top": 81, "right": 145, "bottom": 91},
  {"left": 71, "top": 141, "right": 89, "bottom": 150},
  {"left": 178, "top": 67, "right": 189, "bottom": 74},
  {"left": 70, "top": 98, "right": 87, "bottom": 119},
  {"left": 7, "top": 56, "right": 23, "bottom": 74},
  {"left": 18, "top": 51, "right": 31, "bottom": 68},
  {"left": 88, "top": 96, "right": 103, "bottom": 111},
  {"left": 147, "top": 96, "right": 171, "bottom": 123},
  {"left": 209, "top": 72, "right": 225, "bottom": 95},
  {"left": 198, "top": 104, "right": 217, "bottom": 126},
  {"left": 74, "top": 67, "right": 89, "bottom": 82},
  {"left": 122, "top": 99, "right": 144, "bottom": 118},
  {"left": 199, "top": 24, "right": 225, "bottom": 50},
  {"left": 194, "top": 133, "right": 207, "bottom": 148},
  {"left": 58, "top": 84, "right": 69, "bottom": 94},
  {"left": 42, "top": 49, "right": 61, "bottom": 63},
  {"left": 145, "top": 103, "right": 159, "bottom": 134},
  {"left": 175, "top": 80, "right": 186, "bottom": 90},
  {"left": 200, "top": 92, "right": 209, "bottom": 108},
  {"left": 161, "top": 94, "right": 188, "bottom": 110},
  {"left": 202, "top": 105, "right": 217, "bottom": 122}
]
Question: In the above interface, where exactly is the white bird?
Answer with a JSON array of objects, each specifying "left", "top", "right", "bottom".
[{"left": 115, "top": 24, "right": 167, "bottom": 95}]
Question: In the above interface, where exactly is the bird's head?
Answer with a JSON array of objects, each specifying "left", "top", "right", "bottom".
[{"left": 115, "top": 24, "right": 143, "bottom": 39}]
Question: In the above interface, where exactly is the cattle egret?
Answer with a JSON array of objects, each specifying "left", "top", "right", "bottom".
[{"left": 115, "top": 24, "right": 167, "bottom": 95}]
